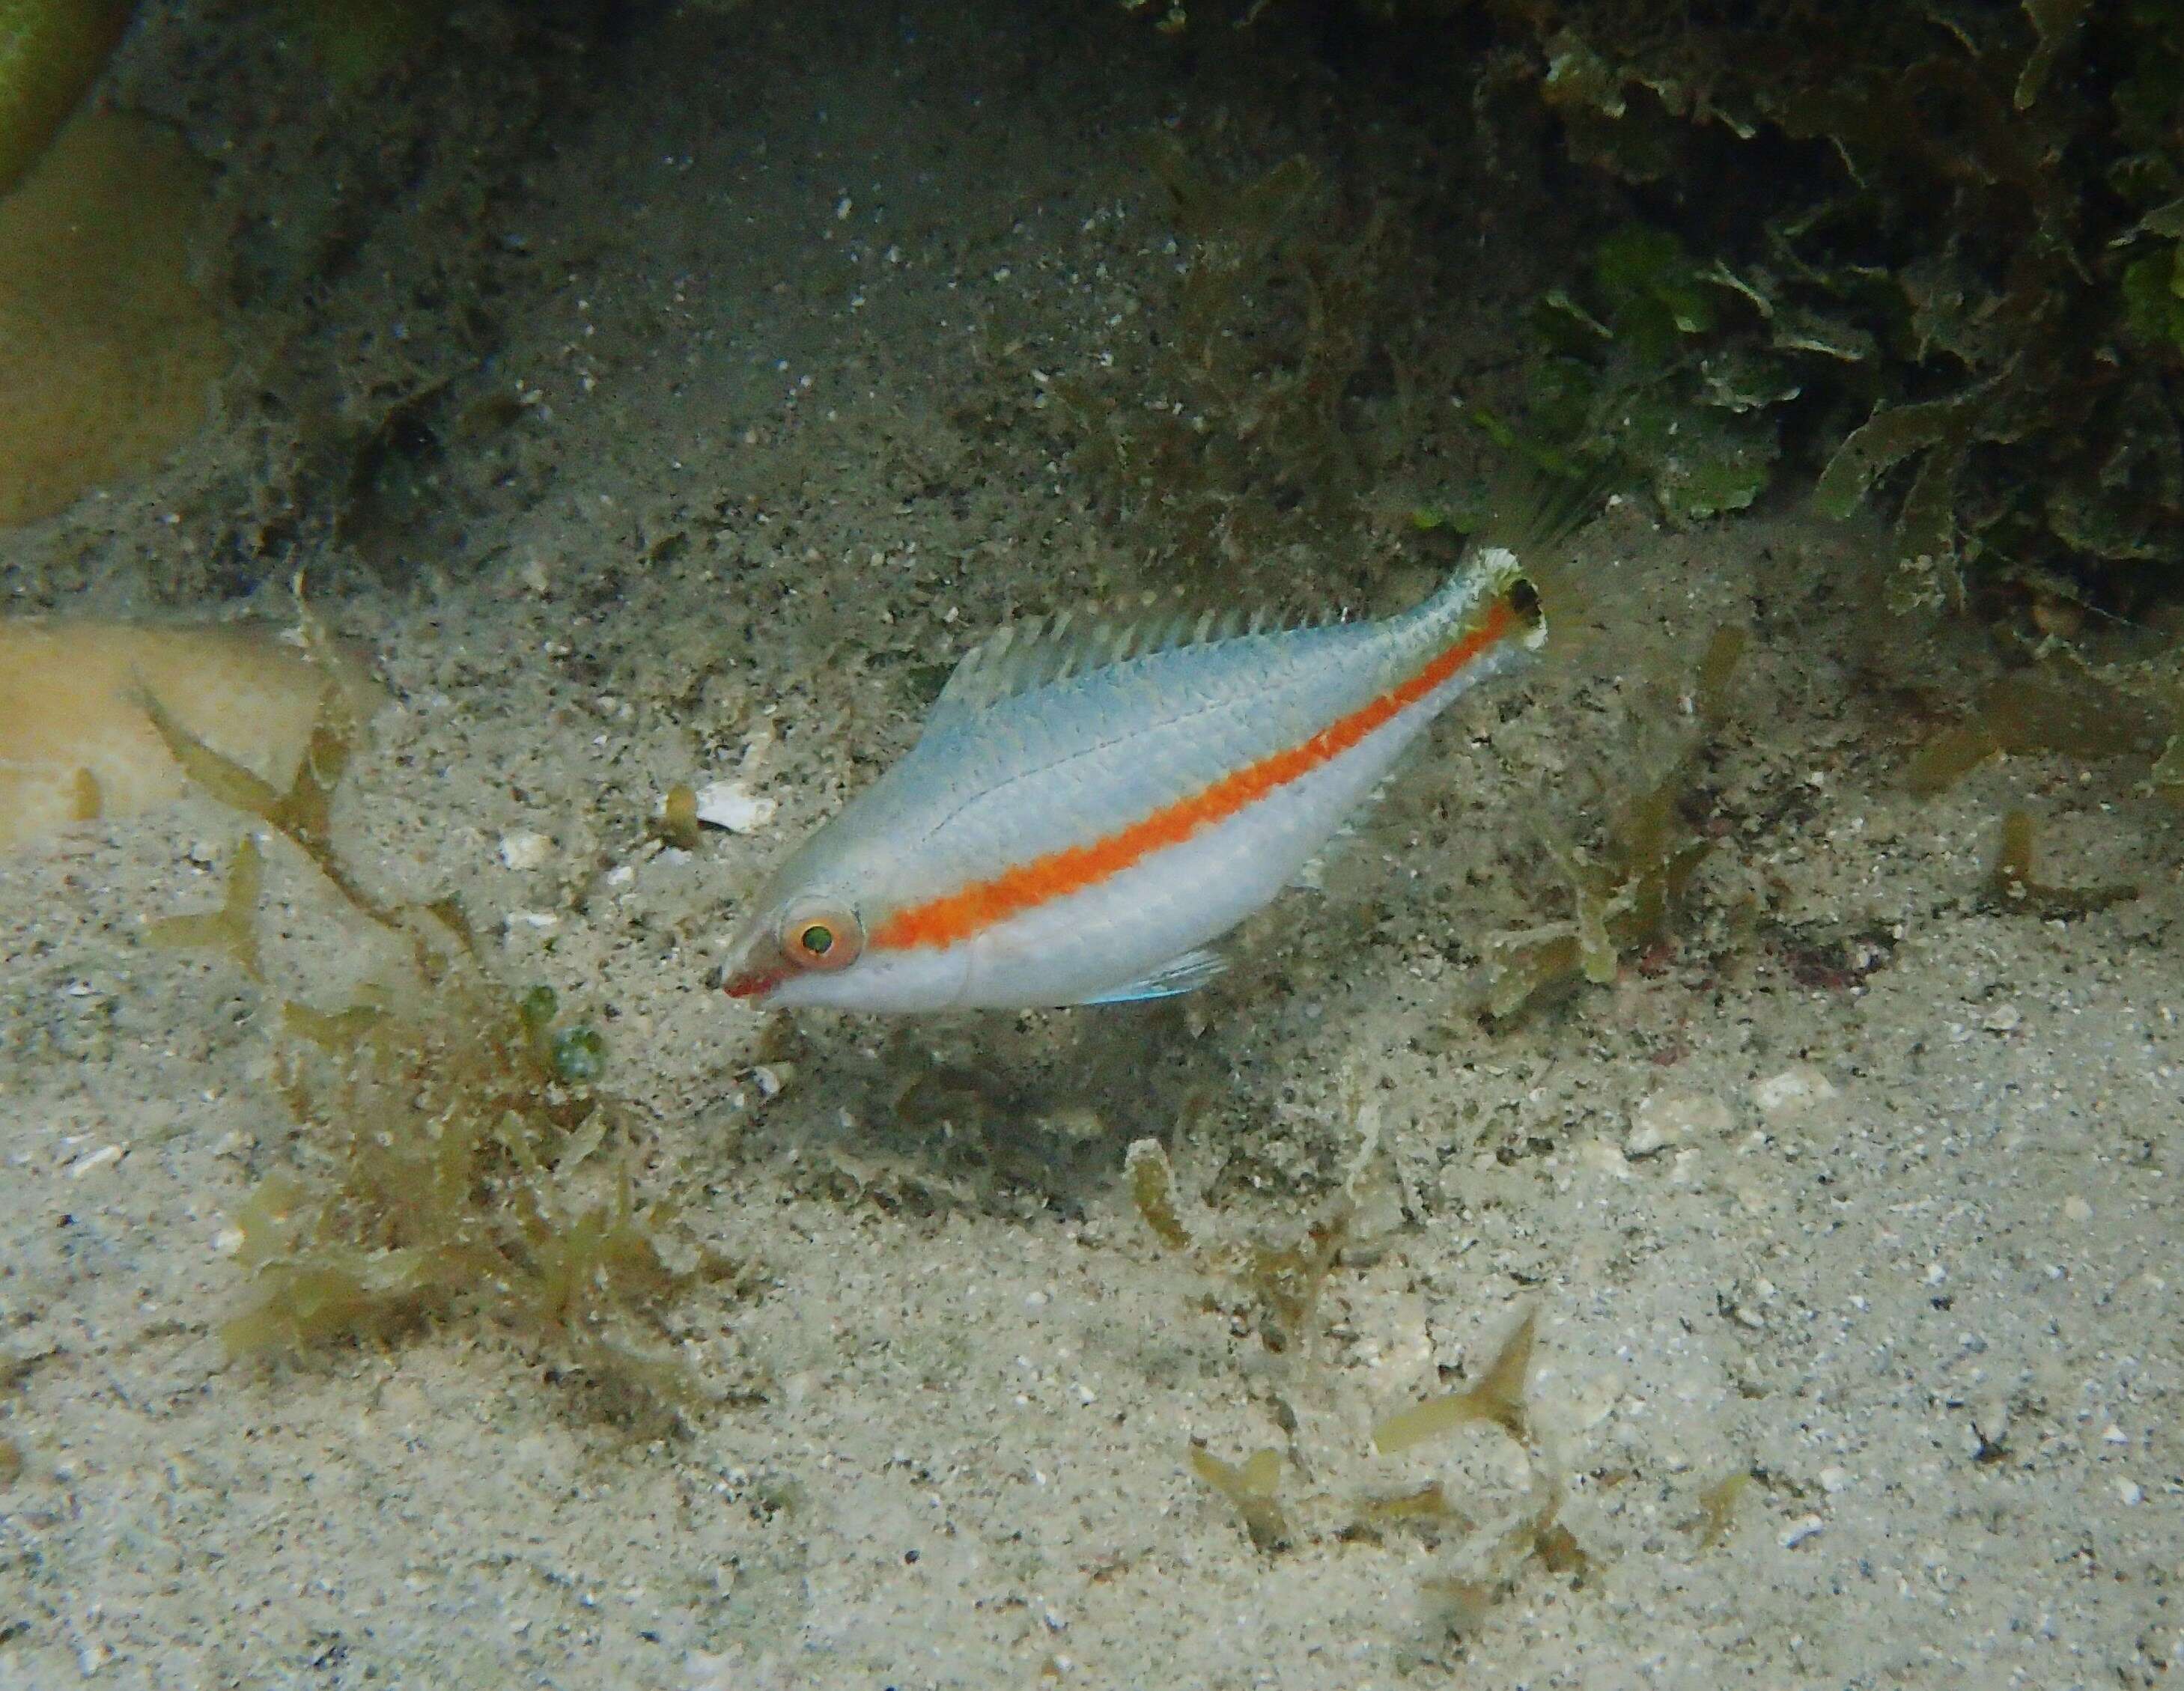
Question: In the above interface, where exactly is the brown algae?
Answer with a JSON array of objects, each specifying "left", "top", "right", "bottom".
[
  {"left": 1686, "top": 1468, "right": 1753, "bottom": 1550},
  {"left": 147, "top": 833, "right": 266, "bottom": 982},
  {"left": 147, "top": 677, "right": 720, "bottom": 1419},
  {"left": 1124, "top": 1136, "right": 1193, "bottom": 1251},
  {"left": 1905, "top": 669, "right": 2168, "bottom": 796},
  {"left": 1983, "top": 809, "right": 2138, "bottom": 918},
  {"left": 655, "top": 781, "right": 702, "bottom": 851},
  {"left": 1131, "top": 1145, "right": 1593, "bottom": 1609},
  {"left": 1372, "top": 1307, "right": 1536, "bottom": 1455},
  {"left": 1188, "top": 1442, "right": 1291, "bottom": 1552},
  {"left": 1125, "top": 1134, "right": 1349, "bottom": 1356},
  {"left": 1484, "top": 627, "right": 1745, "bottom": 1021},
  {"left": 1345, "top": 1481, "right": 1474, "bottom": 1543}
]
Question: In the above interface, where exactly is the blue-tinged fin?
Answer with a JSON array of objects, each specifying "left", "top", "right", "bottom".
[{"left": 1071, "top": 946, "right": 1228, "bottom": 1005}]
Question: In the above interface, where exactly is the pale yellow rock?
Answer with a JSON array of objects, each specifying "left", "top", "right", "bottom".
[
  {"left": 0, "top": 619, "right": 380, "bottom": 850},
  {"left": 0, "top": 109, "right": 225, "bottom": 525}
]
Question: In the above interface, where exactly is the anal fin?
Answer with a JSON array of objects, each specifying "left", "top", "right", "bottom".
[{"left": 1073, "top": 947, "right": 1227, "bottom": 1005}]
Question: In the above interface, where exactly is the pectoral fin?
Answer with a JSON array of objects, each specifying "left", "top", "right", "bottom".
[{"left": 1073, "top": 947, "right": 1227, "bottom": 1005}]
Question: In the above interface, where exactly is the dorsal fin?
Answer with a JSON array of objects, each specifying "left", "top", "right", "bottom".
[{"left": 925, "top": 594, "right": 1345, "bottom": 727}]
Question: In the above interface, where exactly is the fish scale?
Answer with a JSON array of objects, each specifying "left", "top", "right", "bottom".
[{"left": 722, "top": 543, "right": 1545, "bottom": 1011}]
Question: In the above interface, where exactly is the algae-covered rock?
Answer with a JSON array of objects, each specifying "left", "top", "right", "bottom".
[
  {"left": 0, "top": 0, "right": 131, "bottom": 196},
  {"left": 0, "top": 109, "right": 225, "bottom": 526},
  {"left": 0, "top": 619, "right": 381, "bottom": 851}
]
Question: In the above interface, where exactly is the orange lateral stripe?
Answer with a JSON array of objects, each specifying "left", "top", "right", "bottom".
[{"left": 869, "top": 598, "right": 1519, "bottom": 954}]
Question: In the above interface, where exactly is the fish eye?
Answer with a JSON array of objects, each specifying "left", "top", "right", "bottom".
[{"left": 779, "top": 898, "right": 863, "bottom": 972}]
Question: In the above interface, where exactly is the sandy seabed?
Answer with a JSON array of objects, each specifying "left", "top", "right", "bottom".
[{"left": 2, "top": 4, "right": 2180, "bottom": 1688}]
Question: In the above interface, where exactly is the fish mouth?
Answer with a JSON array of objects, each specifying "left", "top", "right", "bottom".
[
  {"left": 723, "top": 964, "right": 784, "bottom": 1001},
  {"left": 718, "top": 923, "right": 788, "bottom": 1001}
]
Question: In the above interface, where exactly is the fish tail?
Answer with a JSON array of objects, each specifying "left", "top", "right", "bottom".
[
  {"left": 1426, "top": 456, "right": 1612, "bottom": 655},
  {"left": 1421, "top": 543, "right": 1548, "bottom": 655}
]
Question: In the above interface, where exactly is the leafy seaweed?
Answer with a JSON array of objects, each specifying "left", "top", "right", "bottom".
[{"left": 1127, "top": 0, "right": 2184, "bottom": 784}]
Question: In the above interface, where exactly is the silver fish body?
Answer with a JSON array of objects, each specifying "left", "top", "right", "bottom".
[{"left": 723, "top": 546, "right": 1542, "bottom": 1011}]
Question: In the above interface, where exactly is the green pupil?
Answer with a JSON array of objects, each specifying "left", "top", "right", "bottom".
[{"left": 800, "top": 924, "right": 833, "bottom": 956}]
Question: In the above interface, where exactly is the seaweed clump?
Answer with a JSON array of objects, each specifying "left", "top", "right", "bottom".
[
  {"left": 145, "top": 647, "right": 719, "bottom": 1421},
  {"left": 1483, "top": 625, "right": 1745, "bottom": 1022},
  {"left": 1125, "top": 1133, "right": 1351, "bottom": 1357},
  {"left": 1128, "top": 1, "right": 2184, "bottom": 794},
  {"left": 1374, "top": 1312, "right": 1595, "bottom": 1638},
  {"left": 1128, "top": 1127, "right": 1593, "bottom": 1618},
  {"left": 1480, "top": 0, "right": 2184, "bottom": 788}
]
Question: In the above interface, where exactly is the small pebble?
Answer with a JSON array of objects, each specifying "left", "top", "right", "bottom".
[
  {"left": 1983, "top": 1003, "right": 2022, "bottom": 1033},
  {"left": 2117, "top": 1478, "right": 2144, "bottom": 1506},
  {"left": 1818, "top": 1465, "right": 1850, "bottom": 1494},
  {"left": 1971, "top": 1396, "right": 2011, "bottom": 1451},
  {"left": 1779, "top": 1514, "right": 1825, "bottom": 1549},
  {"left": 1579, "top": 1139, "right": 1631, "bottom": 1179},
  {"left": 499, "top": 829, "right": 554, "bottom": 871},
  {"left": 1752, "top": 1064, "right": 1837, "bottom": 1117},
  {"left": 1627, "top": 1090, "right": 1733, "bottom": 1157},
  {"left": 67, "top": 1144, "right": 124, "bottom": 1178},
  {"left": 2063, "top": 1195, "right": 2092, "bottom": 1222}
]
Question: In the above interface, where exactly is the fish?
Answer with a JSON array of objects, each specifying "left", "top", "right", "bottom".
[{"left": 720, "top": 543, "right": 1546, "bottom": 1011}]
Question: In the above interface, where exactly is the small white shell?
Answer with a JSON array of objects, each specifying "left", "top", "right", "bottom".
[{"left": 694, "top": 779, "right": 777, "bottom": 834}]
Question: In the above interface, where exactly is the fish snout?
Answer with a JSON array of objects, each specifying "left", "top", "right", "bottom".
[{"left": 717, "top": 921, "right": 788, "bottom": 1002}]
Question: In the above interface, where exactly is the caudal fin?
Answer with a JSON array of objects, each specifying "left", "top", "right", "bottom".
[
  {"left": 1433, "top": 457, "right": 1610, "bottom": 656},
  {"left": 1422, "top": 542, "right": 1549, "bottom": 655}
]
